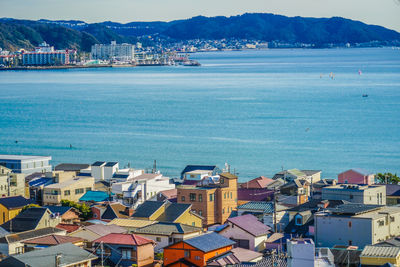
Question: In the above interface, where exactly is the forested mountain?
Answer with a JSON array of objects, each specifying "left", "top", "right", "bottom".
[{"left": 1, "top": 13, "right": 399, "bottom": 52}]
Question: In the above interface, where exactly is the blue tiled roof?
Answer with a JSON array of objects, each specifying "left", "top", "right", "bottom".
[
  {"left": 180, "top": 165, "right": 219, "bottom": 178},
  {"left": 0, "top": 196, "right": 34, "bottom": 209},
  {"left": 105, "top": 162, "right": 118, "bottom": 167},
  {"left": 184, "top": 232, "right": 235, "bottom": 252},
  {"left": 237, "top": 201, "right": 274, "bottom": 213},
  {"left": 79, "top": 191, "right": 110, "bottom": 202},
  {"left": 78, "top": 172, "right": 91, "bottom": 177},
  {"left": 28, "top": 177, "right": 52, "bottom": 187},
  {"left": 112, "top": 174, "right": 129, "bottom": 179},
  {"left": 43, "top": 206, "right": 73, "bottom": 216}
]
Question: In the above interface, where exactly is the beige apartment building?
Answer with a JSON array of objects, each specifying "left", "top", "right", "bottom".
[
  {"left": 42, "top": 171, "right": 94, "bottom": 205},
  {"left": 0, "top": 166, "right": 27, "bottom": 198}
]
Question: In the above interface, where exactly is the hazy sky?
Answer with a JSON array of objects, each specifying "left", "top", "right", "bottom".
[{"left": 1, "top": 0, "right": 400, "bottom": 32}]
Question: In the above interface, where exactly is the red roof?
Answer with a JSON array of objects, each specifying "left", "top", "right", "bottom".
[
  {"left": 93, "top": 233, "right": 154, "bottom": 246},
  {"left": 56, "top": 223, "right": 81, "bottom": 233},
  {"left": 22, "top": 234, "right": 83, "bottom": 245},
  {"left": 240, "top": 176, "right": 274, "bottom": 189}
]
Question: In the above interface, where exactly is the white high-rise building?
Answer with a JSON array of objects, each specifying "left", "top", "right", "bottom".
[
  {"left": 91, "top": 41, "right": 135, "bottom": 62},
  {"left": 22, "top": 42, "right": 75, "bottom": 66}
]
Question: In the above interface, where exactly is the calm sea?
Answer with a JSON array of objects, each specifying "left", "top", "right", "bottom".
[{"left": 0, "top": 48, "right": 399, "bottom": 181}]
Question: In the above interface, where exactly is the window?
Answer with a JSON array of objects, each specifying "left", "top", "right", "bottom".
[
  {"left": 209, "top": 193, "right": 214, "bottom": 201},
  {"left": 199, "top": 210, "right": 202, "bottom": 216},
  {"left": 295, "top": 217, "right": 302, "bottom": 226},
  {"left": 190, "top": 193, "right": 196, "bottom": 202},
  {"left": 391, "top": 216, "right": 395, "bottom": 222},
  {"left": 93, "top": 213, "right": 97, "bottom": 218},
  {"left": 156, "top": 237, "right": 161, "bottom": 242},
  {"left": 378, "top": 220, "right": 384, "bottom": 226},
  {"left": 64, "top": 190, "right": 70, "bottom": 196},
  {"left": 195, "top": 256, "right": 201, "bottom": 260},
  {"left": 168, "top": 237, "right": 173, "bottom": 244},
  {"left": 224, "top": 192, "right": 226, "bottom": 199},
  {"left": 75, "top": 188, "right": 84, "bottom": 194},
  {"left": 121, "top": 249, "right": 131, "bottom": 259},
  {"left": 181, "top": 196, "right": 185, "bottom": 201},
  {"left": 85, "top": 187, "right": 91, "bottom": 192},
  {"left": 230, "top": 192, "right": 232, "bottom": 199},
  {"left": 192, "top": 222, "right": 195, "bottom": 226},
  {"left": 220, "top": 178, "right": 224, "bottom": 184},
  {"left": 184, "top": 250, "right": 190, "bottom": 258},
  {"left": 2, "top": 212, "right": 4, "bottom": 222},
  {"left": 199, "top": 194, "right": 203, "bottom": 202},
  {"left": 223, "top": 208, "right": 225, "bottom": 214}
]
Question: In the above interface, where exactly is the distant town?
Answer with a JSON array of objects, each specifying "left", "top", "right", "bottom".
[
  {"left": 0, "top": 39, "right": 271, "bottom": 70},
  {"left": 0, "top": 154, "right": 398, "bottom": 266}
]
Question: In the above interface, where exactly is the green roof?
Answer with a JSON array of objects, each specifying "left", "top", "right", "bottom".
[{"left": 288, "top": 169, "right": 306, "bottom": 177}]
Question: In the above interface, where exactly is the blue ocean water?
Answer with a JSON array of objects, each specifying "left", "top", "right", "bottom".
[{"left": 0, "top": 48, "right": 399, "bottom": 181}]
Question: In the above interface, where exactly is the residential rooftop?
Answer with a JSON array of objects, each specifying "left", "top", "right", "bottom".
[{"left": 0, "top": 155, "right": 51, "bottom": 161}]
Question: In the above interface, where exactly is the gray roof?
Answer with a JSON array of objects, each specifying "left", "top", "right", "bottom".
[
  {"left": 376, "top": 237, "right": 400, "bottom": 247},
  {"left": 350, "top": 168, "right": 373, "bottom": 176},
  {"left": 237, "top": 201, "right": 274, "bottom": 213},
  {"left": 54, "top": 163, "right": 89, "bottom": 171},
  {"left": 361, "top": 245, "right": 400, "bottom": 258},
  {"left": 132, "top": 201, "right": 165, "bottom": 218},
  {"left": 184, "top": 232, "right": 235, "bottom": 252},
  {"left": 227, "top": 214, "right": 271, "bottom": 236},
  {"left": 0, "top": 243, "right": 97, "bottom": 267},
  {"left": 328, "top": 204, "right": 382, "bottom": 216},
  {"left": 134, "top": 222, "right": 202, "bottom": 236},
  {"left": 1, "top": 207, "right": 50, "bottom": 232},
  {"left": 0, "top": 227, "right": 65, "bottom": 244},
  {"left": 156, "top": 203, "right": 191, "bottom": 222}
]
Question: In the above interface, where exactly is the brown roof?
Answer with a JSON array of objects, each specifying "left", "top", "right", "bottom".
[
  {"left": 109, "top": 203, "right": 130, "bottom": 219},
  {"left": 240, "top": 176, "right": 274, "bottom": 189},
  {"left": 220, "top": 172, "right": 238, "bottom": 179},
  {"left": 55, "top": 224, "right": 81, "bottom": 233},
  {"left": 22, "top": 234, "right": 83, "bottom": 245},
  {"left": 159, "top": 189, "right": 177, "bottom": 199}
]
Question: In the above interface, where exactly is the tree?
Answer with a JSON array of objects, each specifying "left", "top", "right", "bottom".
[
  {"left": 21, "top": 204, "right": 41, "bottom": 212},
  {"left": 60, "top": 199, "right": 92, "bottom": 220},
  {"left": 376, "top": 173, "right": 400, "bottom": 184}
]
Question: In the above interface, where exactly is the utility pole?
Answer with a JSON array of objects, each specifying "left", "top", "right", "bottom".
[
  {"left": 274, "top": 188, "right": 278, "bottom": 233},
  {"left": 101, "top": 241, "right": 104, "bottom": 267}
]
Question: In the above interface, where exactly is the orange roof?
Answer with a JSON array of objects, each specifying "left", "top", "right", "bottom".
[
  {"left": 56, "top": 223, "right": 81, "bottom": 233},
  {"left": 93, "top": 233, "right": 154, "bottom": 246},
  {"left": 22, "top": 234, "right": 83, "bottom": 245},
  {"left": 240, "top": 176, "right": 274, "bottom": 189}
]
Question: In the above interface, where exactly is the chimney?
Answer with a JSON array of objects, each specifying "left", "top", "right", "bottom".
[
  {"left": 55, "top": 253, "right": 62, "bottom": 267},
  {"left": 125, "top": 207, "right": 134, "bottom": 216}
]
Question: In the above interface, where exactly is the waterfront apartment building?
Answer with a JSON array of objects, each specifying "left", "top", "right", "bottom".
[
  {"left": 322, "top": 184, "right": 386, "bottom": 205},
  {"left": 42, "top": 171, "right": 94, "bottom": 205},
  {"left": 0, "top": 155, "right": 52, "bottom": 174},
  {"left": 91, "top": 41, "right": 135, "bottom": 62},
  {"left": 315, "top": 204, "right": 400, "bottom": 248},
  {"left": 0, "top": 167, "right": 26, "bottom": 197},
  {"left": 177, "top": 172, "right": 238, "bottom": 226},
  {"left": 22, "top": 42, "right": 75, "bottom": 66}
]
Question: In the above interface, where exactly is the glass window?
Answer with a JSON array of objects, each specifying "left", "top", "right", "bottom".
[
  {"left": 190, "top": 193, "right": 196, "bottom": 201},
  {"left": 230, "top": 192, "right": 232, "bottom": 199},
  {"left": 75, "top": 188, "right": 84, "bottom": 194},
  {"left": 181, "top": 196, "right": 185, "bottom": 201},
  {"left": 209, "top": 193, "right": 213, "bottom": 201},
  {"left": 199, "top": 210, "right": 202, "bottom": 216},
  {"left": 184, "top": 250, "right": 190, "bottom": 258},
  {"left": 85, "top": 187, "right": 91, "bottom": 192},
  {"left": 121, "top": 249, "right": 131, "bottom": 259},
  {"left": 198, "top": 194, "right": 203, "bottom": 202},
  {"left": 64, "top": 190, "right": 70, "bottom": 196},
  {"left": 156, "top": 237, "right": 161, "bottom": 242}
]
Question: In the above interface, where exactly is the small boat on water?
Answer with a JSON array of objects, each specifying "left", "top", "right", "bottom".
[
  {"left": 182, "top": 60, "right": 201, "bottom": 66},
  {"left": 362, "top": 94, "right": 368, "bottom": 97}
]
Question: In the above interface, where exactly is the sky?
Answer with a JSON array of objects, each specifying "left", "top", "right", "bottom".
[{"left": 1, "top": 0, "right": 400, "bottom": 32}]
